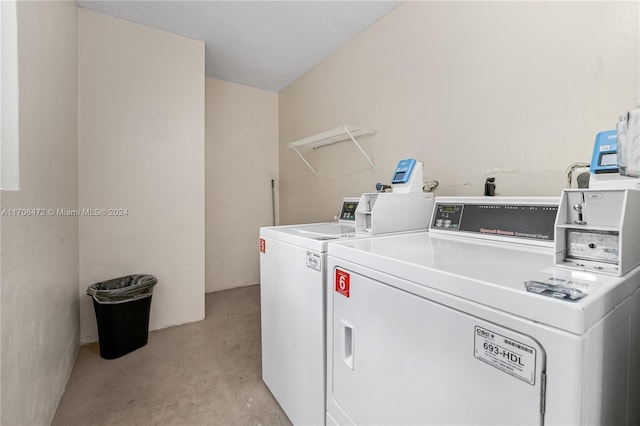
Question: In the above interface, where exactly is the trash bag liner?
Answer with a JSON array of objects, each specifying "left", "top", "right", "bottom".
[{"left": 87, "top": 274, "right": 157, "bottom": 304}]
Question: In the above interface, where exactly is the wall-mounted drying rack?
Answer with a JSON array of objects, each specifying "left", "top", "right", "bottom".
[{"left": 288, "top": 125, "right": 376, "bottom": 175}]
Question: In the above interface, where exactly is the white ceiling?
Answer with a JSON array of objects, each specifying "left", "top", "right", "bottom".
[{"left": 77, "top": 1, "right": 402, "bottom": 92}]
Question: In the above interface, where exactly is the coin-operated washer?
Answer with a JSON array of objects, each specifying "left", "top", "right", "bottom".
[
  {"left": 325, "top": 192, "right": 640, "bottom": 425},
  {"left": 259, "top": 159, "right": 435, "bottom": 426}
]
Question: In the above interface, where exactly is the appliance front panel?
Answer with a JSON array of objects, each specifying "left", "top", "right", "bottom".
[
  {"left": 260, "top": 237, "right": 326, "bottom": 425},
  {"left": 330, "top": 268, "right": 546, "bottom": 425}
]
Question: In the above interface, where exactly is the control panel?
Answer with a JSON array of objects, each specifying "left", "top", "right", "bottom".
[
  {"left": 430, "top": 197, "right": 559, "bottom": 246},
  {"left": 432, "top": 204, "right": 462, "bottom": 230},
  {"left": 338, "top": 198, "right": 359, "bottom": 222}
]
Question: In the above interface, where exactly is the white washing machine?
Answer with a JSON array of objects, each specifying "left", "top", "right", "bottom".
[
  {"left": 260, "top": 188, "right": 434, "bottom": 425},
  {"left": 260, "top": 218, "right": 358, "bottom": 426},
  {"left": 326, "top": 195, "right": 640, "bottom": 425}
]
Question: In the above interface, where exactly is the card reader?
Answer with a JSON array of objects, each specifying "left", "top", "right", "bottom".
[
  {"left": 590, "top": 130, "right": 618, "bottom": 174},
  {"left": 391, "top": 159, "right": 417, "bottom": 184}
]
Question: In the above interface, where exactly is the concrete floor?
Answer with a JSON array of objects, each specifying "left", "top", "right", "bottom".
[{"left": 53, "top": 285, "right": 291, "bottom": 426}]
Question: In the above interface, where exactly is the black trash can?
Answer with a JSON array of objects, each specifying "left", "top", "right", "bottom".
[{"left": 87, "top": 274, "right": 157, "bottom": 359}]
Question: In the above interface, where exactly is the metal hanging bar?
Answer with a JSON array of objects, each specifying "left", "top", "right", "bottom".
[
  {"left": 343, "top": 126, "right": 376, "bottom": 171},
  {"left": 290, "top": 144, "right": 318, "bottom": 175}
]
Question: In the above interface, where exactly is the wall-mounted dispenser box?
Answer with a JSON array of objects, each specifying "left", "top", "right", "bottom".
[{"left": 555, "top": 189, "right": 640, "bottom": 276}]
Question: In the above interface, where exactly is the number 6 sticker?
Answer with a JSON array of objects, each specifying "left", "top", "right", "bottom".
[{"left": 335, "top": 269, "right": 350, "bottom": 298}]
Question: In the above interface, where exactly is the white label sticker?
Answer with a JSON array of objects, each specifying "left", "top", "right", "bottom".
[
  {"left": 474, "top": 326, "right": 537, "bottom": 385},
  {"left": 306, "top": 251, "right": 321, "bottom": 271}
]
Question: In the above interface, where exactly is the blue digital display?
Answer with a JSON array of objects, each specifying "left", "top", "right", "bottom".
[{"left": 391, "top": 159, "right": 416, "bottom": 184}]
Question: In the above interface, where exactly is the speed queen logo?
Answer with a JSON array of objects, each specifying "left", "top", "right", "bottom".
[{"left": 335, "top": 269, "right": 350, "bottom": 298}]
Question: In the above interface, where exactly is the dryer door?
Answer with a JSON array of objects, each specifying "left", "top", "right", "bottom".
[{"left": 330, "top": 270, "right": 546, "bottom": 426}]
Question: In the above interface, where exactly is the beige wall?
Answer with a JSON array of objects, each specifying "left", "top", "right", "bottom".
[
  {"left": 279, "top": 1, "right": 640, "bottom": 225},
  {"left": 205, "top": 77, "right": 278, "bottom": 292},
  {"left": 1, "top": 1, "right": 79, "bottom": 424},
  {"left": 78, "top": 9, "right": 205, "bottom": 343}
]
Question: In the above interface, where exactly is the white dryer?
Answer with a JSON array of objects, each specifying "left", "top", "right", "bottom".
[{"left": 326, "top": 196, "right": 640, "bottom": 425}]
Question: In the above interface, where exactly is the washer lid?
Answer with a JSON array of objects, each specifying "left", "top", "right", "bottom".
[{"left": 261, "top": 222, "right": 361, "bottom": 252}]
